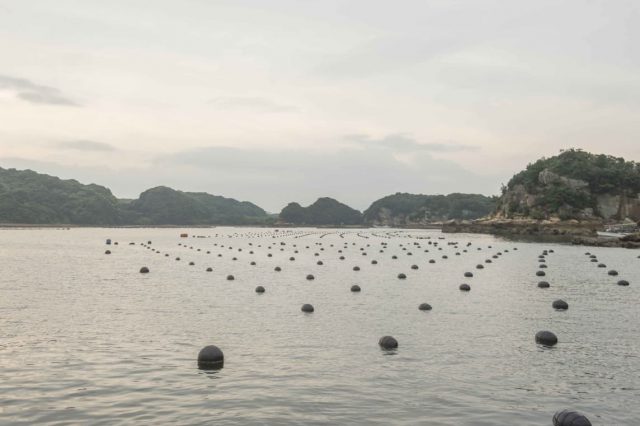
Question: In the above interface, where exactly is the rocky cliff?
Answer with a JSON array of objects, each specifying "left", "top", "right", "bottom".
[{"left": 496, "top": 149, "right": 640, "bottom": 223}]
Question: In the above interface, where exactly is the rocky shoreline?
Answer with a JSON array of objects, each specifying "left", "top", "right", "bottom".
[{"left": 442, "top": 218, "right": 640, "bottom": 248}]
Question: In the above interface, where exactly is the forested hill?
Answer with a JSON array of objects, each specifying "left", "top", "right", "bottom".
[
  {"left": 279, "top": 197, "right": 363, "bottom": 226},
  {"left": 497, "top": 149, "right": 640, "bottom": 221},
  {"left": 0, "top": 167, "right": 121, "bottom": 225},
  {"left": 363, "top": 193, "right": 496, "bottom": 226},
  {"left": 0, "top": 167, "right": 269, "bottom": 225}
]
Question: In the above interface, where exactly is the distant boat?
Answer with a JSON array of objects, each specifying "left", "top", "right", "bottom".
[{"left": 597, "top": 222, "right": 638, "bottom": 238}]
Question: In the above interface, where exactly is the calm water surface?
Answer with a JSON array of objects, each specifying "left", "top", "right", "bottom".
[{"left": 1, "top": 228, "right": 638, "bottom": 425}]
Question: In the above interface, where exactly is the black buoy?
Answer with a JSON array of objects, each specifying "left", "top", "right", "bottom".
[
  {"left": 536, "top": 270, "right": 546, "bottom": 277},
  {"left": 411, "top": 264, "right": 418, "bottom": 270},
  {"left": 464, "top": 272, "right": 473, "bottom": 278},
  {"left": 552, "top": 409, "right": 592, "bottom": 426},
  {"left": 105, "top": 250, "right": 111, "bottom": 255},
  {"left": 535, "top": 330, "right": 558, "bottom": 346},
  {"left": 206, "top": 267, "right": 213, "bottom": 272},
  {"left": 552, "top": 299, "right": 569, "bottom": 310},
  {"left": 189, "top": 261, "right": 195, "bottom": 266},
  {"left": 608, "top": 270, "right": 618, "bottom": 276},
  {"left": 353, "top": 266, "right": 360, "bottom": 271},
  {"left": 106, "top": 239, "right": 111, "bottom": 245},
  {"left": 617, "top": 280, "right": 629, "bottom": 286},
  {"left": 274, "top": 266, "right": 281, "bottom": 272},
  {"left": 351, "top": 284, "right": 361, "bottom": 292},
  {"left": 306, "top": 274, "right": 315, "bottom": 280},
  {"left": 226, "top": 275, "right": 235, "bottom": 281},
  {"left": 255, "top": 286, "right": 265, "bottom": 293},
  {"left": 379, "top": 336, "right": 398, "bottom": 349},
  {"left": 476, "top": 264, "right": 484, "bottom": 269},
  {"left": 197, "top": 345, "right": 224, "bottom": 369},
  {"left": 418, "top": 303, "right": 432, "bottom": 311},
  {"left": 371, "top": 260, "right": 378, "bottom": 265},
  {"left": 459, "top": 283, "right": 471, "bottom": 291},
  {"left": 317, "top": 261, "right": 323, "bottom": 265},
  {"left": 538, "top": 281, "right": 550, "bottom": 288},
  {"left": 139, "top": 267, "right": 149, "bottom": 273},
  {"left": 397, "top": 273, "right": 407, "bottom": 279},
  {"left": 301, "top": 303, "right": 314, "bottom": 313}
]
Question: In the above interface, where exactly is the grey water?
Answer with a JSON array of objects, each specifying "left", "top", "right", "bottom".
[{"left": 1, "top": 228, "right": 638, "bottom": 425}]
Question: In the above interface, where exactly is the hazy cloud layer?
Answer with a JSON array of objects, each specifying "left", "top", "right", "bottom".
[
  {"left": 57, "top": 140, "right": 116, "bottom": 151},
  {"left": 0, "top": 75, "right": 78, "bottom": 106},
  {"left": 346, "top": 134, "right": 478, "bottom": 153},
  {"left": 208, "top": 96, "right": 297, "bottom": 113}
]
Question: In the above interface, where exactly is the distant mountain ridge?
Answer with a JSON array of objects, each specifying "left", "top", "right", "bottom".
[
  {"left": 1, "top": 165, "right": 497, "bottom": 227},
  {"left": 0, "top": 167, "right": 269, "bottom": 225}
]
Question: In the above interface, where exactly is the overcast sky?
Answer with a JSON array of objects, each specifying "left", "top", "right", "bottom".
[{"left": 1, "top": 0, "right": 639, "bottom": 212}]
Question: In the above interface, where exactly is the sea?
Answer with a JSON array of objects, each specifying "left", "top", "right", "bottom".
[{"left": 1, "top": 227, "right": 638, "bottom": 425}]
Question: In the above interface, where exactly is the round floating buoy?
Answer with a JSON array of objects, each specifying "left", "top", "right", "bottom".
[
  {"left": 535, "top": 330, "right": 558, "bottom": 346},
  {"left": 429, "top": 259, "right": 436, "bottom": 264},
  {"left": 378, "top": 336, "right": 398, "bottom": 349},
  {"left": 274, "top": 266, "right": 281, "bottom": 272},
  {"left": 617, "top": 280, "right": 629, "bottom": 286},
  {"left": 339, "top": 256, "right": 345, "bottom": 260},
  {"left": 392, "top": 255, "right": 398, "bottom": 259},
  {"left": 301, "top": 303, "right": 314, "bottom": 313},
  {"left": 226, "top": 275, "right": 234, "bottom": 281},
  {"left": 106, "top": 239, "right": 111, "bottom": 245},
  {"left": 255, "top": 286, "right": 265, "bottom": 293},
  {"left": 139, "top": 267, "right": 149, "bottom": 273},
  {"left": 552, "top": 409, "right": 591, "bottom": 426},
  {"left": 476, "top": 264, "right": 484, "bottom": 269},
  {"left": 317, "top": 260, "right": 323, "bottom": 265},
  {"left": 250, "top": 261, "right": 256, "bottom": 266},
  {"left": 353, "top": 266, "right": 360, "bottom": 271},
  {"left": 105, "top": 250, "right": 111, "bottom": 255},
  {"left": 418, "top": 303, "right": 432, "bottom": 311},
  {"left": 176, "top": 257, "right": 181, "bottom": 261},
  {"left": 197, "top": 345, "right": 224, "bottom": 369},
  {"left": 538, "top": 281, "right": 550, "bottom": 288},
  {"left": 411, "top": 265, "right": 418, "bottom": 270},
  {"left": 608, "top": 270, "right": 618, "bottom": 276},
  {"left": 289, "top": 257, "right": 295, "bottom": 261},
  {"left": 397, "top": 273, "right": 407, "bottom": 279},
  {"left": 539, "top": 264, "right": 548, "bottom": 269},
  {"left": 351, "top": 285, "right": 361, "bottom": 292},
  {"left": 597, "top": 263, "right": 606, "bottom": 268},
  {"left": 459, "top": 283, "right": 470, "bottom": 291},
  {"left": 464, "top": 272, "right": 473, "bottom": 278},
  {"left": 206, "top": 267, "right": 213, "bottom": 272},
  {"left": 371, "top": 260, "right": 378, "bottom": 265},
  {"left": 552, "top": 299, "right": 569, "bottom": 310},
  {"left": 536, "top": 271, "right": 546, "bottom": 277},
  {"left": 189, "top": 261, "right": 195, "bottom": 266},
  {"left": 306, "top": 274, "right": 315, "bottom": 280}
]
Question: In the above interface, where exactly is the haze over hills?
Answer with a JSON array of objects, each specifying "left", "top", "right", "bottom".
[{"left": 2, "top": 149, "right": 638, "bottom": 227}]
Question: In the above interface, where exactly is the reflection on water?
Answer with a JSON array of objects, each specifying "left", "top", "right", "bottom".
[{"left": 0, "top": 227, "right": 638, "bottom": 425}]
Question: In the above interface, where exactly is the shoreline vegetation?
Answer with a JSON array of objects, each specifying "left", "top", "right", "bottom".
[{"left": 2, "top": 149, "right": 640, "bottom": 247}]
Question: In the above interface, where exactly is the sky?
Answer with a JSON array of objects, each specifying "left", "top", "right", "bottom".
[{"left": 0, "top": 0, "right": 639, "bottom": 212}]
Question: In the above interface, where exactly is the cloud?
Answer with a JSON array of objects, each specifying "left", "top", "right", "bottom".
[
  {"left": 208, "top": 96, "right": 297, "bottom": 113},
  {"left": 345, "top": 133, "right": 479, "bottom": 153},
  {"left": 315, "top": 37, "right": 464, "bottom": 79},
  {"left": 0, "top": 75, "right": 79, "bottom": 106},
  {"left": 57, "top": 140, "right": 116, "bottom": 151}
]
